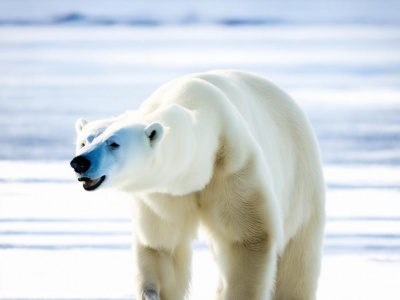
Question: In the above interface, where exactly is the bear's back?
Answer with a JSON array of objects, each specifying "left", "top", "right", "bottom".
[{"left": 194, "top": 70, "right": 321, "bottom": 176}]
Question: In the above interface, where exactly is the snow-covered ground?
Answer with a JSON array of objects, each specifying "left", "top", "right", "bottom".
[
  {"left": 0, "top": 163, "right": 399, "bottom": 299},
  {"left": 0, "top": 0, "right": 399, "bottom": 299}
]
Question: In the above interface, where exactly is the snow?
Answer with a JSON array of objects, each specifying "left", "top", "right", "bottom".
[
  {"left": 0, "top": 164, "right": 399, "bottom": 299},
  {"left": 0, "top": 0, "right": 399, "bottom": 299}
]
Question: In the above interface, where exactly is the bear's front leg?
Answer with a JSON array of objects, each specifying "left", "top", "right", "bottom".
[
  {"left": 132, "top": 195, "right": 199, "bottom": 300},
  {"left": 135, "top": 242, "right": 193, "bottom": 300},
  {"left": 213, "top": 234, "right": 278, "bottom": 300}
]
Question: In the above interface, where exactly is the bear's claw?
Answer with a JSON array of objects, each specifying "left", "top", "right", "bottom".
[{"left": 142, "top": 289, "right": 160, "bottom": 300}]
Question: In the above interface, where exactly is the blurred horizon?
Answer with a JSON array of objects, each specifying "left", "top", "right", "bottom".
[{"left": 0, "top": 0, "right": 399, "bottom": 26}]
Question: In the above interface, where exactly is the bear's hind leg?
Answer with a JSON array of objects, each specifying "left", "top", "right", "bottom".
[{"left": 273, "top": 213, "right": 325, "bottom": 300}]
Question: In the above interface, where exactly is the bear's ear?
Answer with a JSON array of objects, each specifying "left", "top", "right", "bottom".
[
  {"left": 75, "top": 118, "right": 88, "bottom": 134},
  {"left": 144, "top": 122, "right": 164, "bottom": 146}
]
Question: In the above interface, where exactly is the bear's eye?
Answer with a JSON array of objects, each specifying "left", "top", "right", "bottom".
[
  {"left": 148, "top": 130, "right": 156, "bottom": 141},
  {"left": 109, "top": 142, "right": 120, "bottom": 149},
  {"left": 81, "top": 142, "right": 85, "bottom": 148}
]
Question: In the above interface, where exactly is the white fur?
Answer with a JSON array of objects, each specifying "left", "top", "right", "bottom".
[{"left": 74, "top": 70, "right": 325, "bottom": 300}]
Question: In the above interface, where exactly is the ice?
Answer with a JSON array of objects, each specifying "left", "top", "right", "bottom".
[{"left": 0, "top": 0, "right": 399, "bottom": 299}]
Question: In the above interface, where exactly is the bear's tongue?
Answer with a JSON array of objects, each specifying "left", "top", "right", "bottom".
[
  {"left": 79, "top": 175, "right": 105, "bottom": 191},
  {"left": 83, "top": 178, "right": 101, "bottom": 189}
]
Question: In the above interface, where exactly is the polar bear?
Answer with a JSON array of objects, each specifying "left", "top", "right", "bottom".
[{"left": 71, "top": 70, "right": 325, "bottom": 300}]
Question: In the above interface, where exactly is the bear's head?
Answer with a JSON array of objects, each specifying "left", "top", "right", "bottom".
[{"left": 71, "top": 117, "right": 164, "bottom": 192}]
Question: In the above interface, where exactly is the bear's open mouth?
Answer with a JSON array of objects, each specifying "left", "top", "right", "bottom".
[{"left": 78, "top": 175, "right": 106, "bottom": 191}]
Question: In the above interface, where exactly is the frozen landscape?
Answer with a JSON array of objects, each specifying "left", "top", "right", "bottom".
[{"left": 0, "top": 0, "right": 399, "bottom": 299}]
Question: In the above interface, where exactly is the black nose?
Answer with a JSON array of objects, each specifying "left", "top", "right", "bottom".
[{"left": 70, "top": 156, "right": 91, "bottom": 174}]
